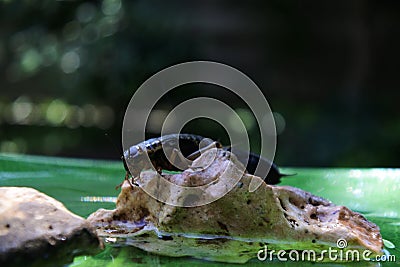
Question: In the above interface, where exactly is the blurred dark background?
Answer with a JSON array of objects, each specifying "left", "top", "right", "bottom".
[{"left": 0, "top": 0, "right": 399, "bottom": 167}]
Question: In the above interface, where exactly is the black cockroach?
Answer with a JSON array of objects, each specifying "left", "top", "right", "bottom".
[{"left": 122, "top": 133, "right": 290, "bottom": 187}]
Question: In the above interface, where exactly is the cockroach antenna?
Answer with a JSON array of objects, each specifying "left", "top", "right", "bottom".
[{"left": 104, "top": 132, "right": 122, "bottom": 158}]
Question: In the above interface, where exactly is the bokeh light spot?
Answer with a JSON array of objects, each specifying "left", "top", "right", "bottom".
[
  {"left": 21, "top": 48, "right": 42, "bottom": 73},
  {"left": 76, "top": 2, "right": 97, "bottom": 23},
  {"left": 237, "top": 109, "right": 256, "bottom": 131},
  {"left": 60, "top": 51, "right": 80, "bottom": 74},
  {"left": 82, "top": 104, "right": 97, "bottom": 127},
  {"left": 11, "top": 96, "right": 33, "bottom": 124},
  {"left": 273, "top": 112, "right": 286, "bottom": 135},
  {"left": 102, "top": 0, "right": 121, "bottom": 16},
  {"left": 46, "top": 99, "right": 68, "bottom": 125},
  {"left": 96, "top": 105, "right": 115, "bottom": 129},
  {"left": 65, "top": 105, "right": 82, "bottom": 129},
  {"left": 228, "top": 108, "right": 255, "bottom": 133},
  {"left": 40, "top": 40, "right": 58, "bottom": 66},
  {"left": 99, "top": 16, "right": 119, "bottom": 37}
]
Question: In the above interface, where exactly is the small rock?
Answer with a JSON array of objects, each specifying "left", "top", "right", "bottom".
[{"left": 0, "top": 187, "right": 102, "bottom": 267}]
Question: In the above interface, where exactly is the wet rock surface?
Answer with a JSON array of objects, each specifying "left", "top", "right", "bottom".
[
  {"left": 88, "top": 149, "right": 383, "bottom": 263},
  {"left": 0, "top": 187, "right": 102, "bottom": 267}
]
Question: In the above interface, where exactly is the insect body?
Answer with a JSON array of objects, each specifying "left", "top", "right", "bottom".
[
  {"left": 122, "top": 134, "right": 289, "bottom": 186},
  {"left": 123, "top": 134, "right": 220, "bottom": 177},
  {"left": 226, "top": 148, "right": 292, "bottom": 184}
]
